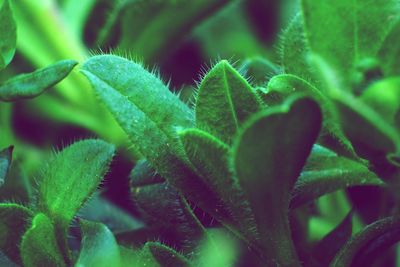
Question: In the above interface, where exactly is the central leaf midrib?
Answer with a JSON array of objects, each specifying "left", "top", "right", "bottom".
[{"left": 222, "top": 65, "right": 240, "bottom": 131}]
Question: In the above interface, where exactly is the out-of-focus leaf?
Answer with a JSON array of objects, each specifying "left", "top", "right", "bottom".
[
  {"left": 0, "top": 60, "right": 78, "bottom": 102},
  {"left": 0, "top": 203, "right": 33, "bottom": 264},
  {"left": 301, "top": 0, "right": 400, "bottom": 87},
  {"left": 0, "top": 145, "right": 13, "bottom": 186},
  {"left": 82, "top": 55, "right": 235, "bottom": 230},
  {"left": 195, "top": 60, "right": 263, "bottom": 144},
  {"left": 331, "top": 216, "right": 400, "bottom": 267},
  {"left": 0, "top": 0, "right": 16, "bottom": 69},
  {"left": 266, "top": 74, "right": 356, "bottom": 158},
  {"left": 37, "top": 139, "right": 115, "bottom": 253},
  {"left": 359, "top": 77, "right": 400, "bottom": 126},
  {"left": 232, "top": 95, "right": 322, "bottom": 265},
  {"left": 239, "top": 57, "right": 280, "bottom": 86},
  {"left": 178, "top": 128, "right": 258, "bottom": 245},
  {"left": 61, "top": 0, "right": 98, "bottom": 38},
  {"left": 378, "top": 18, "right": 400, "bottom": 76},
  {"left": 312, "top": 210, "right": 353, "bottom": 266},
  {"left": 76, "top": 220, "right": 120, "bottom": 267},
  {"left": 290, "top": 145, "right": 383, "bottom": 209},
  {"left": 20, "top": 213, "right": 66, "bottom": 267},
  {"left": 0, "top": 160, "right": 33, "bottom": 204}
]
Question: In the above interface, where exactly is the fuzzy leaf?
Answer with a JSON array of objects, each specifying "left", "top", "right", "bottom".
[
  {"left": 82, "top": 55, "right": 234, "bottom": 230},
  {"left": 178, "top": 128, "right": 258, "bottom": 244},
  {"left": 131, "top": 181, "right": 206, "bottom": 254},
  {"left": 312, "top": 211, "right": 353, "bottom": 266},
  {"left": 232, "top": 95, "right": 322, "bottom": 266},
  {"left": 143, "top": 242, "right": 192, "bottom": 267},
  {"left": 281, "top": 13, "right": 313, "bottom": 80},
  {"left": 0, "top": 60, "right": 78, "bottom": 102},
  {"left": 290, "top": 145, "right": 383, "bottom": 209},
  {"left": 195, "top": 60, "right": 264, "bottom": 144},
  {"left": 331, "top": 216, "right": 400, "bottom": 267},
  {"left": 266, "top": 74, "right": 356, "bottom": 158},
  {"left": 0, "top": 0, "right": 16, "bottom": 69},
  {"left": 238, "top": 57, "right": 280, "bottom": 86},
  {"left": 76, "top": 220, "right": 120, "bottom": 267},
  {"left": 20, "top": 213, "right": 66, "bottom": 267},
  {"left": 37, "top": 139, "right": 115, "bottom": 252},
  {"left": 129, "top": 159, "right": 165, "bottom": 187},
  {"left": 0, "top": 145, "right": 13, "bottom": 186},
  {"left": 0, "top": 203, "right": 33, "bottom": 263},
  {"left": 301, "top": 0, "right": 400, "bottom": 86}
]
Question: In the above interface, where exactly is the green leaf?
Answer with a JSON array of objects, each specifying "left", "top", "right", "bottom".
[
  {"left": 266, "top": 74, "right": 356, "bottom": 158},
  {"left": 195, "top": 60, "right": 264, "bottom": 144},
  {"left": 290, "top": 145, "right": 383, "bottom": 209},
  {"left": 281, "top": 13, "right": 313, "bottom": 80},
  {"left": 37, "top": 139, "right": 115, "bottom": 253},
  {"left": 359, "top": 77, "right": 400, "bottom": 126},
  {"left": 0, "top": 203, "right": 33, "bottom": 264},
  {"left": 0, "top": 0, "right": 16, "bottom": 69},
  {"left": 238, "top": 56, "right": 280, "bottom": 86},
  {"left": 143, "top": 242, "right": 192, "bottom": 267},
  {"left": 312, "top": 210, "right": 353, "bottom": 266},
  {"left": 178, "top": 128, "right": 258, "bottom": 245},
  {"left": 0, "top": 60, "right": 78, "bottom": 102},
  {"left": 331, "top": 216, "right": 400, "bottom": 267},
  {"left": 131, "top": 180, "right": 206, "bottom": 254},
  {"left": 76, "top": 220, "right": 120, "bottom": 267},
  {"left": 378, "top": 18, "right": 400, "bottom": 76},
  {"left": 301, "top": 0, "right": 400, "bottom": 86},
  {"left": 0, "top": 145, "right": 13, "bottom": 186},
  {"left": 61, "top": 0, "right": 98, "bottom": 38},
  {"left": 21, "top": 213, "right": 66, "bottom": 267},
  {"left": 232, "top": 95, "right": 322, "bottom": 265},
  {"left": 82, "top": 55, "right": 234, "bottom": 230},
  {"left": 129, "top": 159, "right": 165, "bottom": 187}
]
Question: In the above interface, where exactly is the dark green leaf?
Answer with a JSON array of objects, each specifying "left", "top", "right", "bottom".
[
  {"left": 82, "top": 55, "right": 234, "bottom": 231},
  {"left": 301, "top": 0, "right": 400, "bottom": 87},
  {"left": 195, "top": 60, "right": 264, "bottom": 144},
  {"left": 290, "top": 145, "right": 383, "bottom": 209},
  {"left": 312, "top": 210, "right": 353, "bottom": 266},
  {"left": 0, "top": 203, "right": 33, "bottom": 264},
  {"left": 232, "top": 95, "right": 322, "bottom": 265},
  {"left": 0, "top": 145, "right": 13, "bottom": 186},
  {"left": 331, "top": 216, "right": 400, "bottom": 267},
  {"left": 131, "top": 181, "right": 206, "bottom": 254},
  {"left": 20, "top": 213, "right": 66, "bottom": 267},
  {"left": 37, "top": 139, "right": 115, "bottom": 253},
  {"left": 0, "top": 160, "right": 33, "bottom": 204},
  {"left": 129, "top": 159, "right": 165, "bottom": 187},
  {"left": 0, "top": 0, "right": 16, "bottom": 69},
  {"left": 0, "top": 60, "right": 78, "bottom": 102},
  {"left": 178, "top": 128, "right": 258, "bottom": 244},
  {"left": 266, "top": 74, "right": 356, "bottom": 158},
  {"left": 76, "top": 220, "right": 121, "bottom": 267},
  {"left": 144, "top": 242, "right": 192, "bottom": 267}
]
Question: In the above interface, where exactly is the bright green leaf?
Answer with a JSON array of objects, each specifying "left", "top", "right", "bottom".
[
  {"left": 82, "top": 55, "right": 234, "bottom": 230},
  {"left": 195, "top": 60, "right": 264, "bottom": 144},
  {"left": 0, "top": 60, "right": 78, "bottom": 102},
  {"left": 0, "top": 203, "right": 33, "bottom": 264},
  {"left": 232, "top": 95, "right": 322, "bottom": 265},
  {"left": 0, "top": 0, "right": 16, "bottom": 69},
  {"left": 21, "top": 213, "right": 66, "bottom": 267},
  {"left": 378, "top": 18, "right": 400, "bottom": 76},
  {"left": 301, "top": 0, "right": 400, "bottom": 86},
  {"left": 290, "top": 145, "right": 383, "bottom": 209},
  {"left": 37, "top": 139, "right": 115, "bottom": 253},
  {"left": 75, "top": 220, "right": 120, "bottom": 267}
]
